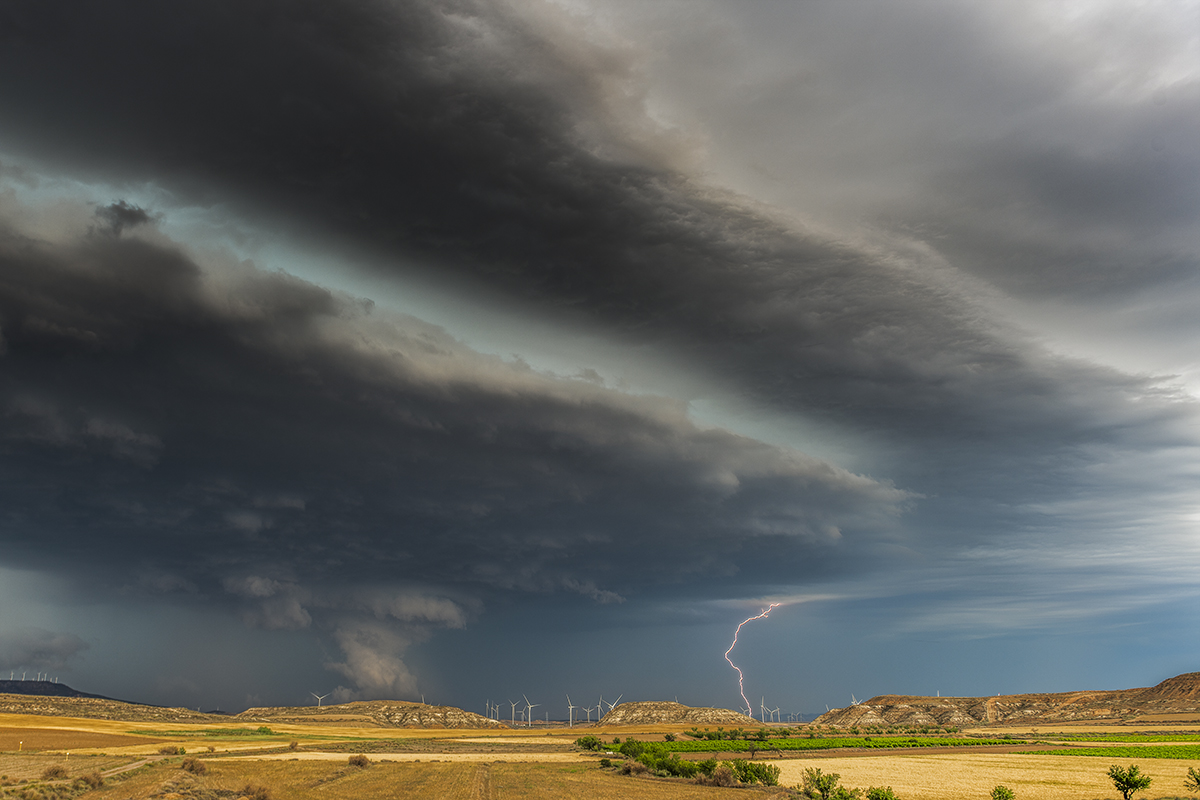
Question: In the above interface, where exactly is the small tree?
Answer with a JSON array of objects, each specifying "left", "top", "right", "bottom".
[
  {"left": 991, "top": 786, "right": 1015, "bottom": 800},
  {"left": 1108, "top": 764, "right": 1152, "bottom": 800},
  {"left": 800, "top": 767, "right": 843, "bottom": 800},
  {"left": 866, "top": 787, "right": 901, "bottom": 800},
  {"left": 1186, "top": 766, "right": 1200, "bottom": 793}
]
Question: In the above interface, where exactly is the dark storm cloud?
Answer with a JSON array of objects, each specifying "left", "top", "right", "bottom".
[
  {"left": 0, "top": 627, "right": 89, "bottom": 671},
  {"left": 1, "top": 0, "right": 1187, "bottom": 470},
  {"left": 1, "top": 0, "right": 1197, "bottom": 707},
  {"left": 0, "top": 199, "right": 903, "bottom": 695}
]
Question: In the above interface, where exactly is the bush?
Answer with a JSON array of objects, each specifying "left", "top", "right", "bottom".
[
  {"left": 598, "top": 758, "right": 612, "bottom": 768},
  {"left": 574, "top": 735, "right": 603, "bottom": 751},
  {"left": 620, "top": 761, "right": 649, "bottom": 776},
  {"left": 1186, "top": 766, "right": 1200, "bottom": 793},
  {"left": 800, "top": 767, "right": 843, "bottom": 799},
  {"left": 40, "top": 766, "right": 68, "bottom": 780},
  {"left": 831, "top": 788, "right": 862, "bottom": 800},
  {"left": 696, "top": 758, "right": 717, "bottom": 776},
  {"left": 180, "top": 757, "right": 207, "bottom": 775},
  {"left": 74, "top": 772, "right": 103, "bottom": 789},
  {"left": 159, "top": 745, "right": 187, "bottom": 755},
  {"left": 694, "top": 764, "right": 738, "bottom": 787},
  {"left": 865, "top": 787, "right": 899, "bottom": 800},
  {"left": 347, "top": 754, "right": 370, "bottom": 768},
  {"left": 238, "top": 784, "right": 272, "bottom": 800},
  {"left": 991, "top": 786, "right": 1015, "bottom": 800},
  {"left": 663, "top": 733, "right": 676, "bottom": 742},
  {"left": 730, "top": 758, "right": 780, "bottom": 786},
  {"left": 288, "top": 740, "right": 299, "bottom": 751}
]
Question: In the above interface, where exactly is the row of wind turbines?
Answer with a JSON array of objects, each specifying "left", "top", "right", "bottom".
[
  {"left": 481, "top": 693, "right": 623, "bottom": 728},
  {"left": 8, "top": 672, "right": 59, "bottom": 683}
]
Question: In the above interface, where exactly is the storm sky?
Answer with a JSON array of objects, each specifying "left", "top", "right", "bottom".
[{"left": 1, "top": 0, "right": 1198, "bottom": 717}]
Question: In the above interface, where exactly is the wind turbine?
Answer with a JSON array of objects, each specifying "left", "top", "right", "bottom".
[
  {"left": 761, "top": 697, "right": 767, "bottom": 723},
  {"left": 604, "top": 694, "right": 622, "bottom": 713},
  {"left": 311, "top": 692, "right": 329, "bottom": 708},
  {"left": 583, "top": 705, "right": 593, "bottom": 723},
  {"left": 566, "top": 695, "right": 576, "bottom": 728},
  {"left": 509, "top": 700, "right": 519, "bottom": 726},
  {"left": 772, "top": 707, "right": 781, "bottom": 723},
  {"left": 523, "top": 695, "right": 539, "bottom": 729}
]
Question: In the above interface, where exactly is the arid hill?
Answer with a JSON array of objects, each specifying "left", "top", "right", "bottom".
[
  {"left": 0, "top": 679, "right": 115, "bottom": 701},
  {"left": 599, "top": 701, "right": 758, "bottom": 727},
  {"left": 237, "top": 700, "right": 503, "bottom": 729},
  {"left": 815, "top": 672, "right": 1200, "bottom": 727},
  {"left": 0, "top": 692, "right": 227, "bottom": 723}
]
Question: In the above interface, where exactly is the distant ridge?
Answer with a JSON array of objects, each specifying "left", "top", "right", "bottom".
[
  {"left": 815, "top": 672, "right": 1200, "bottom": 727},
  {"left": 238, "top": 700, "right": 504, "bottom": 729},
  {"left": 0, "top": 679, "right": 117, "bottom": 701},
  {"left": 599, "top": 701, "right": 757, "bottom": 727}
]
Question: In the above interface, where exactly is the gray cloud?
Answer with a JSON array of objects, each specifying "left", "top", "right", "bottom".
[
  {"left": 0, "top": 0, "right": 1197, "bottom": 709},
  {"left": 0, "top": 194, "right": 906, "bottom": 693},
  {"left": 0, "top": 627, "right": 89, "bottom": 671}
]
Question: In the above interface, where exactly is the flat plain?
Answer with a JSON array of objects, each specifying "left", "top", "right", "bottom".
[{"left": 4, "top": 710, "right": 1200, "bottom": 799}]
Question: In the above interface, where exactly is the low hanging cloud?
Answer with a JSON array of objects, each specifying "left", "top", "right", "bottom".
[
  {"left": 0, "top": 627, "right": 89, "bottom": 671},
  {"left": 0, "top": 196, "right": 907, "bottom": 701}
]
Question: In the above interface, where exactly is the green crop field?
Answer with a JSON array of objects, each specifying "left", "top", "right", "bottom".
[
  {"left": 1020, "top": 744, "right": 1200, "bottom": 759},
  {"left": 1043, "top": 733, "right": 1200, "bottom": 743},
  {"left": 660, "top": 736, "right": 1019, "bottom": 753}
]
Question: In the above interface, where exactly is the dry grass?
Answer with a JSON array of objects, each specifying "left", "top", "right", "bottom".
[
  {"left": 0, "top": 754, "right": 133, "bottom": 783},
  {"left": 72, "top": 759, "right": 781, "bottom": 799},
  {"left": 775, "top": 752, "right": 1200, "bottom": 799}
]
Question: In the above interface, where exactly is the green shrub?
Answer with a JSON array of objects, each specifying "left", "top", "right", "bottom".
[
  {"left": 663, "top": 733, "right": 676, "bottom": 742},
  {"left": 598, "top": 758, "right": 612, "bottom": 768},
  {"left": 696, "top": 758, "right": 717, "bottom": 776},
  {"left": 799, "top": 767, "right": 843, "bottom": 799},
  {"left": 574, "top": 735, "right": 602, "bottom": 751},
  {"left": 730, "top": 758, "right": 780, "bottom": 786},
  {"left": 866, "top": 787, "right": 900, "bottom": 800},
  {"left": 991, "top": 786, "right": 1015, "bottom": 800}
]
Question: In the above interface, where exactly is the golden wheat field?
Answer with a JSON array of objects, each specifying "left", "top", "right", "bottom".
[{"left": 4, "top": 711, "right": 1200, "bottom": 799}]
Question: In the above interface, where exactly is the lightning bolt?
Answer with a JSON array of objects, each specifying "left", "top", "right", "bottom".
[{"left": 724, "top": 603, "right": 781, "bottom": 715}]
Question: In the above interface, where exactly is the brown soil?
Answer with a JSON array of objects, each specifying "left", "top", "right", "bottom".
[{"left": 0, "top": 727, "right": 167, "bottom": 752}]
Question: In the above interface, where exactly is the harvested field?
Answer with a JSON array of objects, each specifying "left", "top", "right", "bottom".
[
  {"left": 76, "top": 758, "right": 775, "bottom": 799},
  {"left": 0, "top": 727, "right": 165, "bottom": 752},
  {"left": 774, "top": 752, "right": 1199, "bottom": 799},
  {"left": 0, "top": 753, "right": 135, "bottom": 783},
  {"left": 223, "top": 751, "right": 587, "bottom": 762}
]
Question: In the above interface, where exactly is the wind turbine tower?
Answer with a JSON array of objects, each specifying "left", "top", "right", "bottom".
[
  {"left": 566, "top": 695, "right": 576, "bottom": 728},
  {"left": 311, "top": 692, "right": 329, "bottom": 708},
  {"left": 523, "top": 695, "right": 539, "bottom": 729}
]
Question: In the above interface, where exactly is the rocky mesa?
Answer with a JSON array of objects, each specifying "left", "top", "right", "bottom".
[
  {"left": 237, "top": 700, "right": 503, "bottom": 729},
  {"left": 599, "top": 701, "right": 758, "bottom": 727},
  {"left": 815, "top": 672, "right": 1200, "bottom": 727}
]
